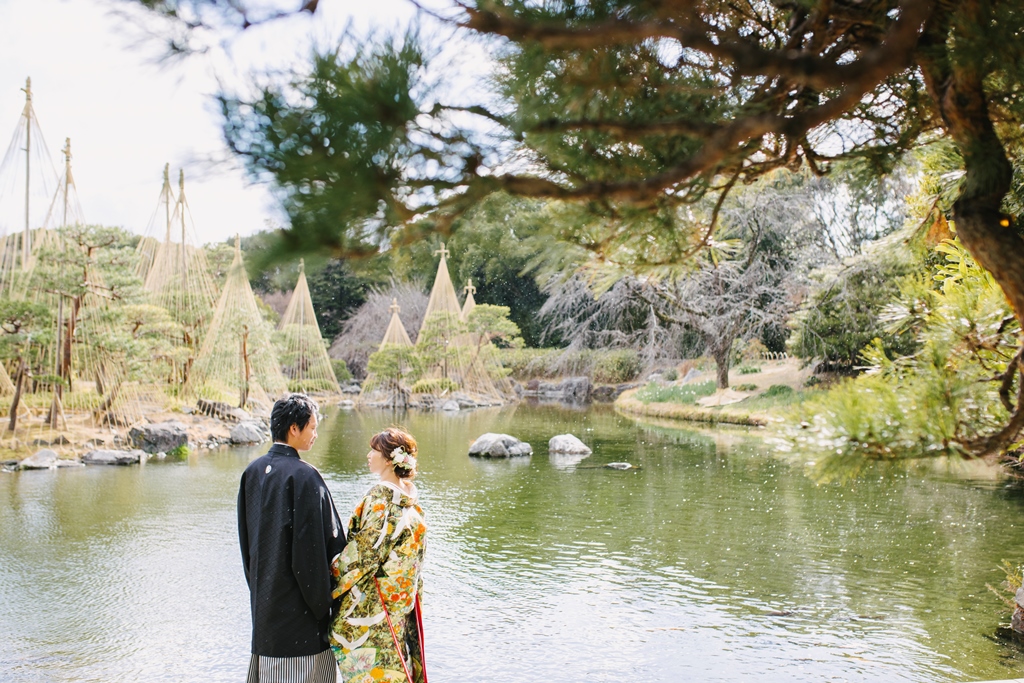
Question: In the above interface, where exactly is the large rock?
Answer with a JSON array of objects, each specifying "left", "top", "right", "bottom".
[
  {"left": 439, "top": 400, "right": 460, "bottom": 412},
  {"left": 82, "top": 449, "right": 146, "bottom": 466},
  {"left": 20, "top": 449, "right": 59, "bottom": 470},
  {"left": 560, "top": 376, "right": 592, "bottom": 403},
  {"left": 196, "top": 398, "right": 251, "bottom": 422},
  {"left": 522, "top": 377, "right": 593, "bottom": 404},
  {"left": 55, "top": 458, "right": 83, "bottom": 468},
  {"left": 230, "top": 420, "right": 270, "bottom": 445},
  {"left": 129, "top": 422, "right": 188, "bottom": 454},
  {"left": 468, "top": 433, "right": 533, "bottom": 458},
  {"left": 548, "top": 434, "right": 592, "bottom": 455}
]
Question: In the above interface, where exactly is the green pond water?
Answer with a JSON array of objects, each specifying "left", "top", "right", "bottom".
[{"left": 2, "top": 403, "right": 1024, "bottom": 682}]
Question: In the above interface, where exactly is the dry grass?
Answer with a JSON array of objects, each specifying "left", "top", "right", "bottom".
[{"left": 615, "top": 389, "right": 769, "bottom": 427}]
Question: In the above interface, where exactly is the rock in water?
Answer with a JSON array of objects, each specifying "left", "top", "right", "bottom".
[
  {"left": 129, "top": 422, "right": 188, "bottom": 454},
  {"left": 440, "top": 400, "right": 460, "bottom": 412},
  {"left": 82, "top": 449, "right": 146, "bottom": 466},
  {"left": 468, "top": 433, "right": 533, "bottom": 458},
  {"left": 230, "top": 421, "right": 270, "bottom": 445},
  {"left": 20, "top": 449, "right": 59, "bottom": 470},
  {"left": 548, "top": 434, "right": 592, "bottom": 455},
  {"left": 605, "top": 462, "right": 634, "bottom": 470},
  {"left": 560, "top": 376, "right": 592, "bottom": 403}
]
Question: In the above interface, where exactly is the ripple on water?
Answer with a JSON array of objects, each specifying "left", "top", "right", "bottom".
[{"left": 1, "top": 406, "right": 1022, "bottom": 682}]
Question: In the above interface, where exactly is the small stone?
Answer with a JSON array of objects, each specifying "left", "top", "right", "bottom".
[
  {"left": 20, "top": 449, "right": 59, "bottom": 470},
  {"left": 55, "top": 459, "right": 84, "bottom": 468},
  {"left": 605, "top": 462, "right": 634, "bottom": 470}
]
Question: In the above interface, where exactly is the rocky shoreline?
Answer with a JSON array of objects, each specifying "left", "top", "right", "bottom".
[{"left": 0, "top": 398, "right": 289, "bottom": 471}]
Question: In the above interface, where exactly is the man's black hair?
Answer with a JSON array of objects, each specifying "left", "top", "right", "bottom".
[{"left": 270, "top": 394, "right": 319, "bottom": 443}]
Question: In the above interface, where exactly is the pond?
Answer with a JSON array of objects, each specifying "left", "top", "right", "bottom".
[{"left": 2, "top": 404, "right": 1024, "bottom": 682}]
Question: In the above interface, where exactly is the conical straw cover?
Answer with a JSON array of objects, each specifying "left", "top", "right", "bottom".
[{"left": 380, "top": 298, "right": 413, "bottom": 350}]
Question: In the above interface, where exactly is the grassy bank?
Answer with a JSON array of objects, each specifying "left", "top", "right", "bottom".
[
  {"left": 614, "top": 359, "right": 821, "bottom": 428},
  {"left": 616, "top": 388, "right": 770, "bottom": 426}
]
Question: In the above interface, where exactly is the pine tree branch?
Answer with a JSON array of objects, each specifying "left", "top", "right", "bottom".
[{"left": 461, "top": 0, "right": 934, "bottom": 91}]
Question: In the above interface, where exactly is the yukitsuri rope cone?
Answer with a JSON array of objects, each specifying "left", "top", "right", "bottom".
[
  {"left": 1, "top": 140, "right": 149, "bottom": 448},
  {"left": 276, "top": 259, "right": 340, "bottom": 395},
  {"left": 0, "top": 77, "right": 60, "bottom": 297},
  {"left": 413, "top": 243, "right": 512, "bottom": 405},
  {"left": 461, "top": 278, "right": 476, "bottom": 319},
  {"left": 2, "top": 136, "right": 81, "bottom": 300},
  {"left": 185, "top": 236, "right": 286, "bottom": 411},
  {"left": 380, "top": 298, "right": 414, "bottom": 348},
  {"left": 134, "top": 163, "right": 175, "bottom": 284},
  {"left": 359, "top": 298, "right": 414, "bottom": 406},
  {"left": 143, "top": 171, "right": 219, "bottom": 380},
  {"left": 0, "top": 363, "right": 13, "bottom": 396}
]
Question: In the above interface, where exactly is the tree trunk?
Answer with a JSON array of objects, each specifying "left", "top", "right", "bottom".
[
  {"left": 712, "top": 342, "right": 732, "bottom": 390},
  {"left": 918, "top": 5, "right": 1024, "bottom": 455},
  {"left": 61, "top": 296, "right": 80, "bottom": 394},
  {"left": 8, "top": 357, "right": 26, "bottom": 433},
  {"left": 240, "top": 325, "right": 251, "bottom": 408}
]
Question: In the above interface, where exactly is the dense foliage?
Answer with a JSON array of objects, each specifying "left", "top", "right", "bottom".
[{"left": 786, "top": 241, "right": 1021, "bottom": 475}]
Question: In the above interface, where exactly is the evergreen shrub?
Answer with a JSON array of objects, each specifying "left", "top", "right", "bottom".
[
  {"left": 592, "top": 350, "right": 643, "bottom": 383},
  {"left": 331, "top": 359, "right": 352, "bottom": 382},
  {"left": 410, "top": 377, "right": 458, "bottom": 394},
  {"left": 495, "top": 348, "right": 559, "bottom": 380}
]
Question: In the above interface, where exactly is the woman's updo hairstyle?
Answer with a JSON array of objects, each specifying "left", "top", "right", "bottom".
[{"left": 370, "top": 427, "right": 419, "bottom": 479}]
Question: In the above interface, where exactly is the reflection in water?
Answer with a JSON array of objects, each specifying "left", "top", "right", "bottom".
[{"left": 2, "top": 405, "right": 1024, "bottom": 681}]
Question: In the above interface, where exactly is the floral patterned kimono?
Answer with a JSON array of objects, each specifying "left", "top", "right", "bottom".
[{"left": 330, "top": 482, "right": 426, "bottom": 683}]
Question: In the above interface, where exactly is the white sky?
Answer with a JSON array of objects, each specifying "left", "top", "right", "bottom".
[{"left": 0, "top": 0, "right": 417, "bottom": 246}]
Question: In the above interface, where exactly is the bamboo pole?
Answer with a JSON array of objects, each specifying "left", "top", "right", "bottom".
[{"left": 22, "top": 78, "right": 31, "bottom": 268}]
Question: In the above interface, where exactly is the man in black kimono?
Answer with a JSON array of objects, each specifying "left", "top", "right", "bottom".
[{"left": 238, "top": 394, "right": 347, "bottom": 683}]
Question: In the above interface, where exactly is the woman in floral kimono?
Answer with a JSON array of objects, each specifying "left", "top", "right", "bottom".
[{"left": 330, "top": 428, "right": 427, "bottom": 683}]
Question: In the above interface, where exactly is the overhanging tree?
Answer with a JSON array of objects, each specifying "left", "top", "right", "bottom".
[{"left": 134, "top": 0, "right": 1024, "bottom": 456}]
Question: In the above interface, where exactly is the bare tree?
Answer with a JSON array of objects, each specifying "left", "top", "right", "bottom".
[
  {"left": 541, "top": 173, "right": 836, "bottom": 387},
  {"left": 329, "top": 282, "right": 427, "bottom": 379}
]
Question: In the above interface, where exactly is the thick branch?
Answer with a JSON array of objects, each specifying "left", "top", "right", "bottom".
[{"left": 462, "top": 0, "right": 933, "bottom": 91}]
